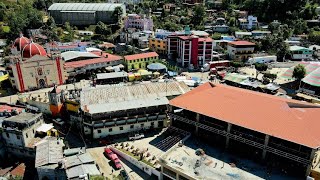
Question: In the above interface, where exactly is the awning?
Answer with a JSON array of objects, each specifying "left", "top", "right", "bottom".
[
  {"left": 147, "top": 63, "right": 167, "bottom": 71},
  {"left": 36, "top": 124, "right": 54, "bottom": 133}
]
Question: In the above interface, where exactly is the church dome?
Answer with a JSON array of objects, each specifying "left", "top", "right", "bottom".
[
  {"left": 22, "top": 41, "right": 47, "bottom": 58},
  {"left": 14, "top": 34, "right": 29, "bottom": 51}
]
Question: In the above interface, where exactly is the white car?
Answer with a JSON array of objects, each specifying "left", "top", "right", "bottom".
[
  {"left": 129, "top": 134, "right": 145, "bottom": 141},
  {"left": 53, "top": 118, "right": 65, "bottom": 126}
]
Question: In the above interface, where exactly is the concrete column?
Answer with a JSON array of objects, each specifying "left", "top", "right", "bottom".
[
  {"left": 225, "top": 123, "right": 232, "bottom": 149},
  {"left": 195, "top": 113, "right": 200, "bottom": 135},
  {"left": 306, "top": 149, "right": 317, "bottom": 177},
  {"left": 262, "top": 134, "right": 270, "bottom": 160},
  {"left": 176, "top": 172, "right": 179, "bottom": 180}
]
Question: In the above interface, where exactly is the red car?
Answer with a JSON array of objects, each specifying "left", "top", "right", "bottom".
[
  {"left": 104, "top": 148, "right": 114, "bottom": 159},
  {"left": 113, "top": 157, "right": 122, "bottom": 169}
]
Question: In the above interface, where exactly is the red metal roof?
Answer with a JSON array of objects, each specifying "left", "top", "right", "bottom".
[
  {"left": 124, "top": 52, "right": 159, "bottom": 61},
  {"left": 9, "top": 163, "right": 26, "bottom": 177},
  {"left": 0, "top": 104, "right": 24, "bottom": 113},
  {"left": 64, "top": 53, "right": 122, "bottom": 68},
  {"left": 228, "top": 41, "right": 255, "bottom": 46},
  {"left": 170, "top": 83, "right": 320, "bottom": 148}
]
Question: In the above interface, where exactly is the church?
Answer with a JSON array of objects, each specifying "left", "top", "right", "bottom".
[{"left": 7, "top": 34, "right": 66, "bottom": 92}]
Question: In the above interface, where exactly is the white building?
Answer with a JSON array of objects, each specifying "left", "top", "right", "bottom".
[
  {"left": 238, "top": 15, "right": 258, "bottom": 30},
  {"left": 35, "top": 137, "right": 66, "bottom": 180},
  {"left": 227, "top": 41, "right": 255, "bottom": 61},
  {"left": 71, "top": 81, "right": 190, "bottom": 139},
  {"left": 1, "top": 112, "right": 44, "bottom": 157},
  {"left": 290, "top": 46, "right": 313, "bottom": 60}
]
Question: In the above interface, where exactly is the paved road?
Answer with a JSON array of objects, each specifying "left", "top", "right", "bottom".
[{"left": 87, "top": 146, "right": 120, "bottom": 179}]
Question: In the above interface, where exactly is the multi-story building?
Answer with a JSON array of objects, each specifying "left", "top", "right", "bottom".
[
  {"left": 168, "top": 82, "right": 320, "bottom": 178},
  {"left": 227, "top": 41, "right": 255, "bottom": 61},
  {"left": 70, "top": 81, "right": 189, "bottom": 139},
  {"left": 124, "top": 52, "right": 159, "bottom": 71},
  {"left": 176, "top": 35, "right": 214, "bottom": 68},
  {"left": 149, "top": 38, "right": 167, "bottom": 54},
  {"left": 7, "top": 35, "right": 66, "bottom": 92},
  {"left": 238, "top": 15, "right": 258, "bottom": 30},
  {"left": 167, "top": 28, "right": 214, "bottom": 68},
  {"left": 124, "top": 14, "right": 153, "bottom": 31},
  {"left": 1, "top": 112, "right": 45, "bottom": 157},
  {"left": 64, "top": 52, "right": 123, "bottom": 81}
]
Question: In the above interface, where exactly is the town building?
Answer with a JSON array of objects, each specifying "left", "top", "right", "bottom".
[
  {"left": 70, "top": 81, "right": 189, "bottom": 139},
  {"left": 64, "top": 51, "right": 123, "bottom": 82},
  {"left": 251, "top": 30, "right": 271, "bottom": 39},
  {"left": 124, "top": 14, "right": 153, "bottom": 31},
  {"left": 149, "top": 38, "right": 167, "bottom": 55},
  {"left": 48, "top": 3, "right": 126, "bottom": 26},
  {"left": 163, "top": 3, "right": 177, "bottom": 12},
  {"left": 167, "top": 28, "right": 214, "bottom": 68},
  {"left": 227, "top": 40, "right": 255, "bottom": 61},
  {"left": 238, "top": 15, "right": 258, "bottom": 30},
  {"left": 46, "top": 41, "right": 94, "bottom": 53},
  {"left": 64, "top": 148, "right": 101, "bottom": 179},
  {"left": 289, "top": 45, "right": 313, "bottom": 60},
  {"left": 168, "top": 83, "right": 320, "bottom": 177},
  {"left": 35, "top": 137, "right": 66, "bottom": 180},
  {"left": 124, "top": 52, "right": 159, "bottom": 71},
  {"left": 212, "top": 25, "right": 230, "bottom": 33},
  {"left": 7, "top": 35, "right": 66, "bottom": 92},
  {"left": 1, "top": 112, "right": 45, "bottom": 157}
]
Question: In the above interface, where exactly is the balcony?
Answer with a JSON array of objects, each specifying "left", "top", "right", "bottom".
[{"left": 168, "top": 113, "right": 311, "bottom": 165}]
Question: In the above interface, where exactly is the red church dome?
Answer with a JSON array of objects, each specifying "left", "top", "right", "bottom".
[
  {"left": 22, "top": 41, "right": 47, "bottom": 58},
  {"left": 14, "top": 34, "right": 29, "bottom": 51}
]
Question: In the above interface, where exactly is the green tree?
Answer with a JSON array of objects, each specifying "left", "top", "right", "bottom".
[
  {"left": 291, "top": 19, "right": 308, "bottom": 34},
  {"left": 309, "top": 30, "right": 320, "bottom": 44},
  {"left": 113, "top": 6, "right": 123, "bottom": 23},
  {"left": 0, "top": 2, "right": 6, "bottom": 21},
  {"left": 211, "top": 33, "right": 222, "bottom": 40},
  {"left": 292, "top": 64, "right": 306, "bottom": 80},
  {"left": 191, "top": 5, "right": 205, "bottom": 26},
  {"left": 95, "top": 21, "right": 111, "bottom": 35},
  {"left": 254, "top": 63, "right": 268, "bottom": 79}
]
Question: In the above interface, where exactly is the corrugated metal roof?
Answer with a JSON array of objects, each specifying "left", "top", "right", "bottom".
[
  {"left": 66, "top": 164, "right": 100, "bottom": 179},
  {"left": 35, "top": 137, "right": 64, "bottom": 168},
  {"left": 80, "top": 81, "right": 190, "bottom": 109},
  {"left": 48, "top": 3, "right": 123, "bottom": 11},
  {"left": 87, "top": 97, "right": 169, "bottom": 114},
  {"left": 61, "top": 51, "right": 100, "bottom": 61},
  {"left": 96, "top": 72, "right": 128, "bottom": 80}
]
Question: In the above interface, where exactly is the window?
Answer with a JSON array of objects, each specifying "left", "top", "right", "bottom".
[
  {"left": 32, "top": 129, "right": 34, "bottom": 134},
  {"left": 119, "top": 127, "right": 123, "bottom": 130},
  {"left": 26, "top": 133, "right": 28, "bottom": 138},
  {"left": 151, "top": 122, "right": 154, "bottom": 126},
  {"left": 141, "top": 124, "right": 144, "bottom": 128},
  {"left": 97, "top": 130, "right": 101, "bottom": 133},
  {"left": 6, "top": 133, "right": 9, "bottom": 138},
  {"left": 109, "top": 128, "right": 113, "bottom": 132},
  {"left": 130, "top": 125, "right": 134, "bottom": 129}
]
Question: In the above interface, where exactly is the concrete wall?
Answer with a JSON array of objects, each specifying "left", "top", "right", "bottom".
[
  {"left": 90, "top": 120, "right": 162, "bottom": 139},
  {"left": 27, "top": 100, "right": 51, "bottom": 115},
  {"left": 110, "top": 146, "right": 161, "bottom": 179}
]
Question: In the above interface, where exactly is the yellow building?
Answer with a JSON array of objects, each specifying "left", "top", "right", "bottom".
[
  {"left": 149, "top": 38, "right": 167, "bottom": 54},
  {"left": 124, "top": 52, "right": 159, "bottom": 71}
]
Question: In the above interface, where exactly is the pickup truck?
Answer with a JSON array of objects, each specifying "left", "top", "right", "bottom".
[{"left": 128, "top": 134, "right": 145, "bottom": 141}]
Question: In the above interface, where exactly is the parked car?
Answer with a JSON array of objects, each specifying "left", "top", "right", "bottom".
[
  {"left": 128, "top": 134, "right": 145, "bottom": 140},
  {"left": 53, "top": 118, "right": 65, "bottom": 126},
  {"left": 120, "top": 170, "right": 130, "bottom": 180},
  {"left": 110, "top": 154, "right": 122, "bottom": 169},
  {"left": 104, "top": 148, "right": 114, "bottom": 159}
]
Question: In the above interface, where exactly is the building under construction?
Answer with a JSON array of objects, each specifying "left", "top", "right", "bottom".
[{"left": 168, "top": 82, "right": 320, "bottom": 178}]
